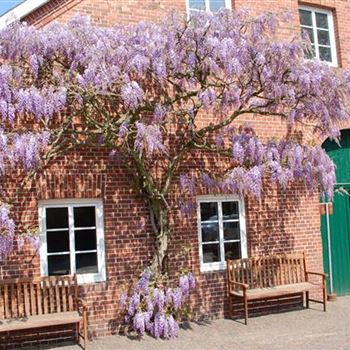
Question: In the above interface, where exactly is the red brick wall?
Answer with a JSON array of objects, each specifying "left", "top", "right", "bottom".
[
  {"left": 2, "top": 0, "right": 346, "bottom": 341},
  {"left": 24, "top": 0, "right": 186, "bottom": 27}
]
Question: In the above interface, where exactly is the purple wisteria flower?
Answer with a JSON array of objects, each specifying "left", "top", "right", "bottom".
[
  {"left": 178, "top": 200, "right": 196, "bottom": 216},
  {"left": 198, "top": 88, "right": 216, "bottom": 110},
  {"left": 179, "top": 274, "right": 190, "bottom": 297},
  {"left": 134, "top": 122, "right": 166, "bottom": 158},
  {"left": 133, "top": 312, "right": 146, "bottom": 336},
  {"left": 167, "top": 315, "right": 179, "bottom": 339},
  {"left": 121, "top": 81, "right": 144, "bottom": 110},
  {"left": 202, "top": 173, "right": 216, "bottom": 189},
  {"left": 120, "top": 270, "right": 196, "bottom": 339},
  {"left": 120, "top": 292, "right": 128, "bottom": 308},
  {"left": 128, "top": 292, "right": 140, "bottom": 316},
  {"left": 179, "top": 174, "right": 196, "bottom": 195},
  {"left": 153, "top": 105, "right": 167, "bottom": 123},
  {"left": 118, "top": 122, "right": 129, "bottom": 139},
  {"left": 153, "top": 287, "right": 165, "bottom": 310},
  {"left": 0, "top": 205, "right": 15, "bottom": 260},
  {"left": 10, "top": 132, "right": 50, "bottom": 170},
  {"left": 134, "top": 269, "right": 151, "bottom": 293}
]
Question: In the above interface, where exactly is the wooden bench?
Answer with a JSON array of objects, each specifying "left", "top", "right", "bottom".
[
  {"left": 0, "top": 275, "right": 88, "bottom": 348},
  {"left": 226, "top": 253, "right": 326, "bottom": 325}
]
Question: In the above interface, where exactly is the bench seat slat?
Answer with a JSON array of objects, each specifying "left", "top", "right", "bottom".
[
  {"left": 0, "top": 311, "right": 81, "bottom": 332},
  {"left": 229, "top": 281, "right": 323, "bottom": 300}
]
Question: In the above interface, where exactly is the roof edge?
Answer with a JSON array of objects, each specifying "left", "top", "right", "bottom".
[{"left": 0, "top": 0, "right": 51, "bottom": 29}]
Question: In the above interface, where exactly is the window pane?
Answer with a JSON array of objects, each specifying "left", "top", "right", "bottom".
[
  {"left": 302, "top": 27, "right": 314, "bottom": 43},
  {"left": 46, "top": 207, "right": 68, "bottom": 229},
  {"left": 317, "top": 30, "right": 330, "bottom": 45},
  {"left": 316, "top": 12, "right": 329, "bottom": 29},
  {"left": 222, "top": 201, "right": 239, "bottom": 220},
  {"left": 47, "top": 230, "right": 69, "bottom": 253},
  {"left": 75, "top": 229, "right": 97, "bottom": 251},
  {"left": 201, "top": 222, "right": 219, "bottom": 242},
  {"left": 200, "top": 202, "right": 218, "bottom": 221},
  {"left": 76, "top": 253, "right": 98, "bottom": 274},
  {"left": 319, "top": 46, "right": 332, "bottom": 62},
  {"left": 48, "top": 255, "right": 70, "bottom": 275},
  {"left": 224, "top": 242, "right": 241, "bottom": 260},
  {"left": 209, "top": 0, "right": 226, "bottom": 12},
  {"left": 299, "top": 9, "right": 312, "bottom": 26},
  {"left": 74, "top": 206, "right": 96, "bottom": 227},
  {"left": 202, "top": 244, "right": 220, "bottom": 263},
  {"left": 223, "top": 222, "right": 240, "bottom": 240},
  {"left": 189, "top": 0, "right": 205, "bottom": 10}
]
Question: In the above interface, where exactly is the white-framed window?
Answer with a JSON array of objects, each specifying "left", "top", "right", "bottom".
[
  {"left": 187, "top": 0, "right": 232, "bottom": 16},
  {"left": 299, "top": 5, "right": 338, "bottom": 67},
  {"left": 197, "top": 195, "right": 247, "bottom": 272},
  {"left": 39, "top": 198, "right": 106, "bottom": 284}
]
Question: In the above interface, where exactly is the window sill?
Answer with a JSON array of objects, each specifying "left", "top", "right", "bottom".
[
  {"left": 200, "top": 262, "right": 226, "bottom": 273},
  {"left": 77, "top": 272, "right": 106, "bottom": 284}
]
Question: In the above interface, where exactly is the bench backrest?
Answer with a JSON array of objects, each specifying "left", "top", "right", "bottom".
[
  {"left": 0, "top": 275, "right": 78, "bottom": 320},
  {"left": 227, "top": 253, "right": 306, "bottom": 289}
]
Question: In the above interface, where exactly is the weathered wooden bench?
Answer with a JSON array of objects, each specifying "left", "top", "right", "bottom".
[
  {"left": 0, "top": 275, "right": 88, "bottom": 348},
  {"left": 226, "top": 253, "right": 326, "bottom": 325}
]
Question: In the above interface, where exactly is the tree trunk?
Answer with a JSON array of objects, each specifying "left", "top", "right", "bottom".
[
  {"left": 148, "top": 198, "right": 170, "bottom": 275},
  {"left": 149, "top": 230, "right": 169, "bottom": 275}
]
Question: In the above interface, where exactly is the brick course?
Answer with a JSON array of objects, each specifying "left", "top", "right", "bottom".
[{"left": 1, "top": 0, "right": 348, "bottom": 344}]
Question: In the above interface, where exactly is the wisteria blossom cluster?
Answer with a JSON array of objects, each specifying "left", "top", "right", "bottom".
[
  {"left": 0, "top": 129, "right": 49, "bottom": 259},
  {"left": 0, "top": 130, "right": 50, "bottom": 173},
  {"left": 180, "top": 125, "right": 336, "bottom": 204},
  {"left": 0, "top": 10, "right": 349, "bottom": 268},
  {"left": 16, "top": 233, "right": 40, "bottom": 252},
  {"left": 0, "top": 205, "right": 15, "bottom": 260},
  {"left": 120, "top": 270, "right": 195, "bottom": 339}
]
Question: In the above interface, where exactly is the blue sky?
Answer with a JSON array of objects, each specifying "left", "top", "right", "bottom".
[{"left": 0, "top": 0, "right": 25, "bottom": 16}]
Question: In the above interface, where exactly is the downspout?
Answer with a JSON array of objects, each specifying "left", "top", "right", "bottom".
[
  {"left": 324, "top": 202, "right": 337, "bottom": 301},
  {"left": 325, "top": 202, "right": 334, "bottom": 296}
]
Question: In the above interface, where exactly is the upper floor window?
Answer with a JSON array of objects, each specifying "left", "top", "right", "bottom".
[
  {"left": 299, "top": 5, "right": 337, "bottom": 66},
  {"left": 197, "top": 196, "right": 247, "bottom": 272},
  {"left": 39, "top": 199, "right": 106, "bottom": 284},
  {"left": 187, "top": 0, "right": 231, "bottom": 16}
]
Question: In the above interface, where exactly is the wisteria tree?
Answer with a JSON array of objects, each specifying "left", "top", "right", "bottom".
[{"left": 0, "top": 10, "right": 348, "bottom": 272}]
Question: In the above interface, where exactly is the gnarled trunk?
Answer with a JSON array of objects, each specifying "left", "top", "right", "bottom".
[
  {"left": 149, "top": 229, "right": 169, "bottom": 275},
  {"left": 148, "top": 198, "right": 170, "bottom": 275}
]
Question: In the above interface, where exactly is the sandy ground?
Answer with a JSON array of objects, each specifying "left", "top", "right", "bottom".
[{"left": 41, "top": 296, "right": 350, "bottom": 350}]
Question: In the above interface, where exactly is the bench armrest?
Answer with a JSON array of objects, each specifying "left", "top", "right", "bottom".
[
  {"left": 306, "top": 271, "right": 327, "bottom": 278},
  {"left": 306, "top": 271, "right": 327, "bottom": 286},
  {"left": 230, "top": 281, "right": 249, "bottom": 289}
]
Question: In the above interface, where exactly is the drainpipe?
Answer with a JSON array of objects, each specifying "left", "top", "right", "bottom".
[{"left": 325, "top": 202, "right": 336, "bottom": 301}]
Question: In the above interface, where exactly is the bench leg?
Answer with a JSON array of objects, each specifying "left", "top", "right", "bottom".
[
  {"left": 244, "top": 295, "right": 248, "bottom": 325},
  {"left": 228, "top": 294, "right": 233, "bottom": 319},
  {"left": 76, "top": 322, "right": 80, "bottom": 344},
  {"left": 323, "top": 287, "right": 327, "bottom": 312},
  {"left": 306, "top": 291, "right": 309, "bottom": 309},
  {"left": 83, "top": 306, "right": 88, "bottom": 349}
]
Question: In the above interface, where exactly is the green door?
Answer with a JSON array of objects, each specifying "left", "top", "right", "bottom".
[{"left": 322, "top": 130, "right": 350, "bottom": 296}]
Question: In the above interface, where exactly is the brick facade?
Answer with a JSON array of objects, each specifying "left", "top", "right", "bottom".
[{"left": 1, "top": 0, "right": 349, "bottom": 343}]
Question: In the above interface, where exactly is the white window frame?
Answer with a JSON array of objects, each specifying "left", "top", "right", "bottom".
[
  {"left": 187, "top": 0, "right": 232, "bottom": 17},
  {"left": 299, "top": 5, "right": 338, "bottom": 67},
  {"left": 197, "top": 195, "right": 247, "bottom": 273},
  {"left": 39, "top": 198, "right": 106, "bottom": 284}
]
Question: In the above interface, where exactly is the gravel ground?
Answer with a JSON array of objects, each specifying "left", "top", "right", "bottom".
[{"left": 47, "top": 296, "right": 350, "bottom": 350}]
